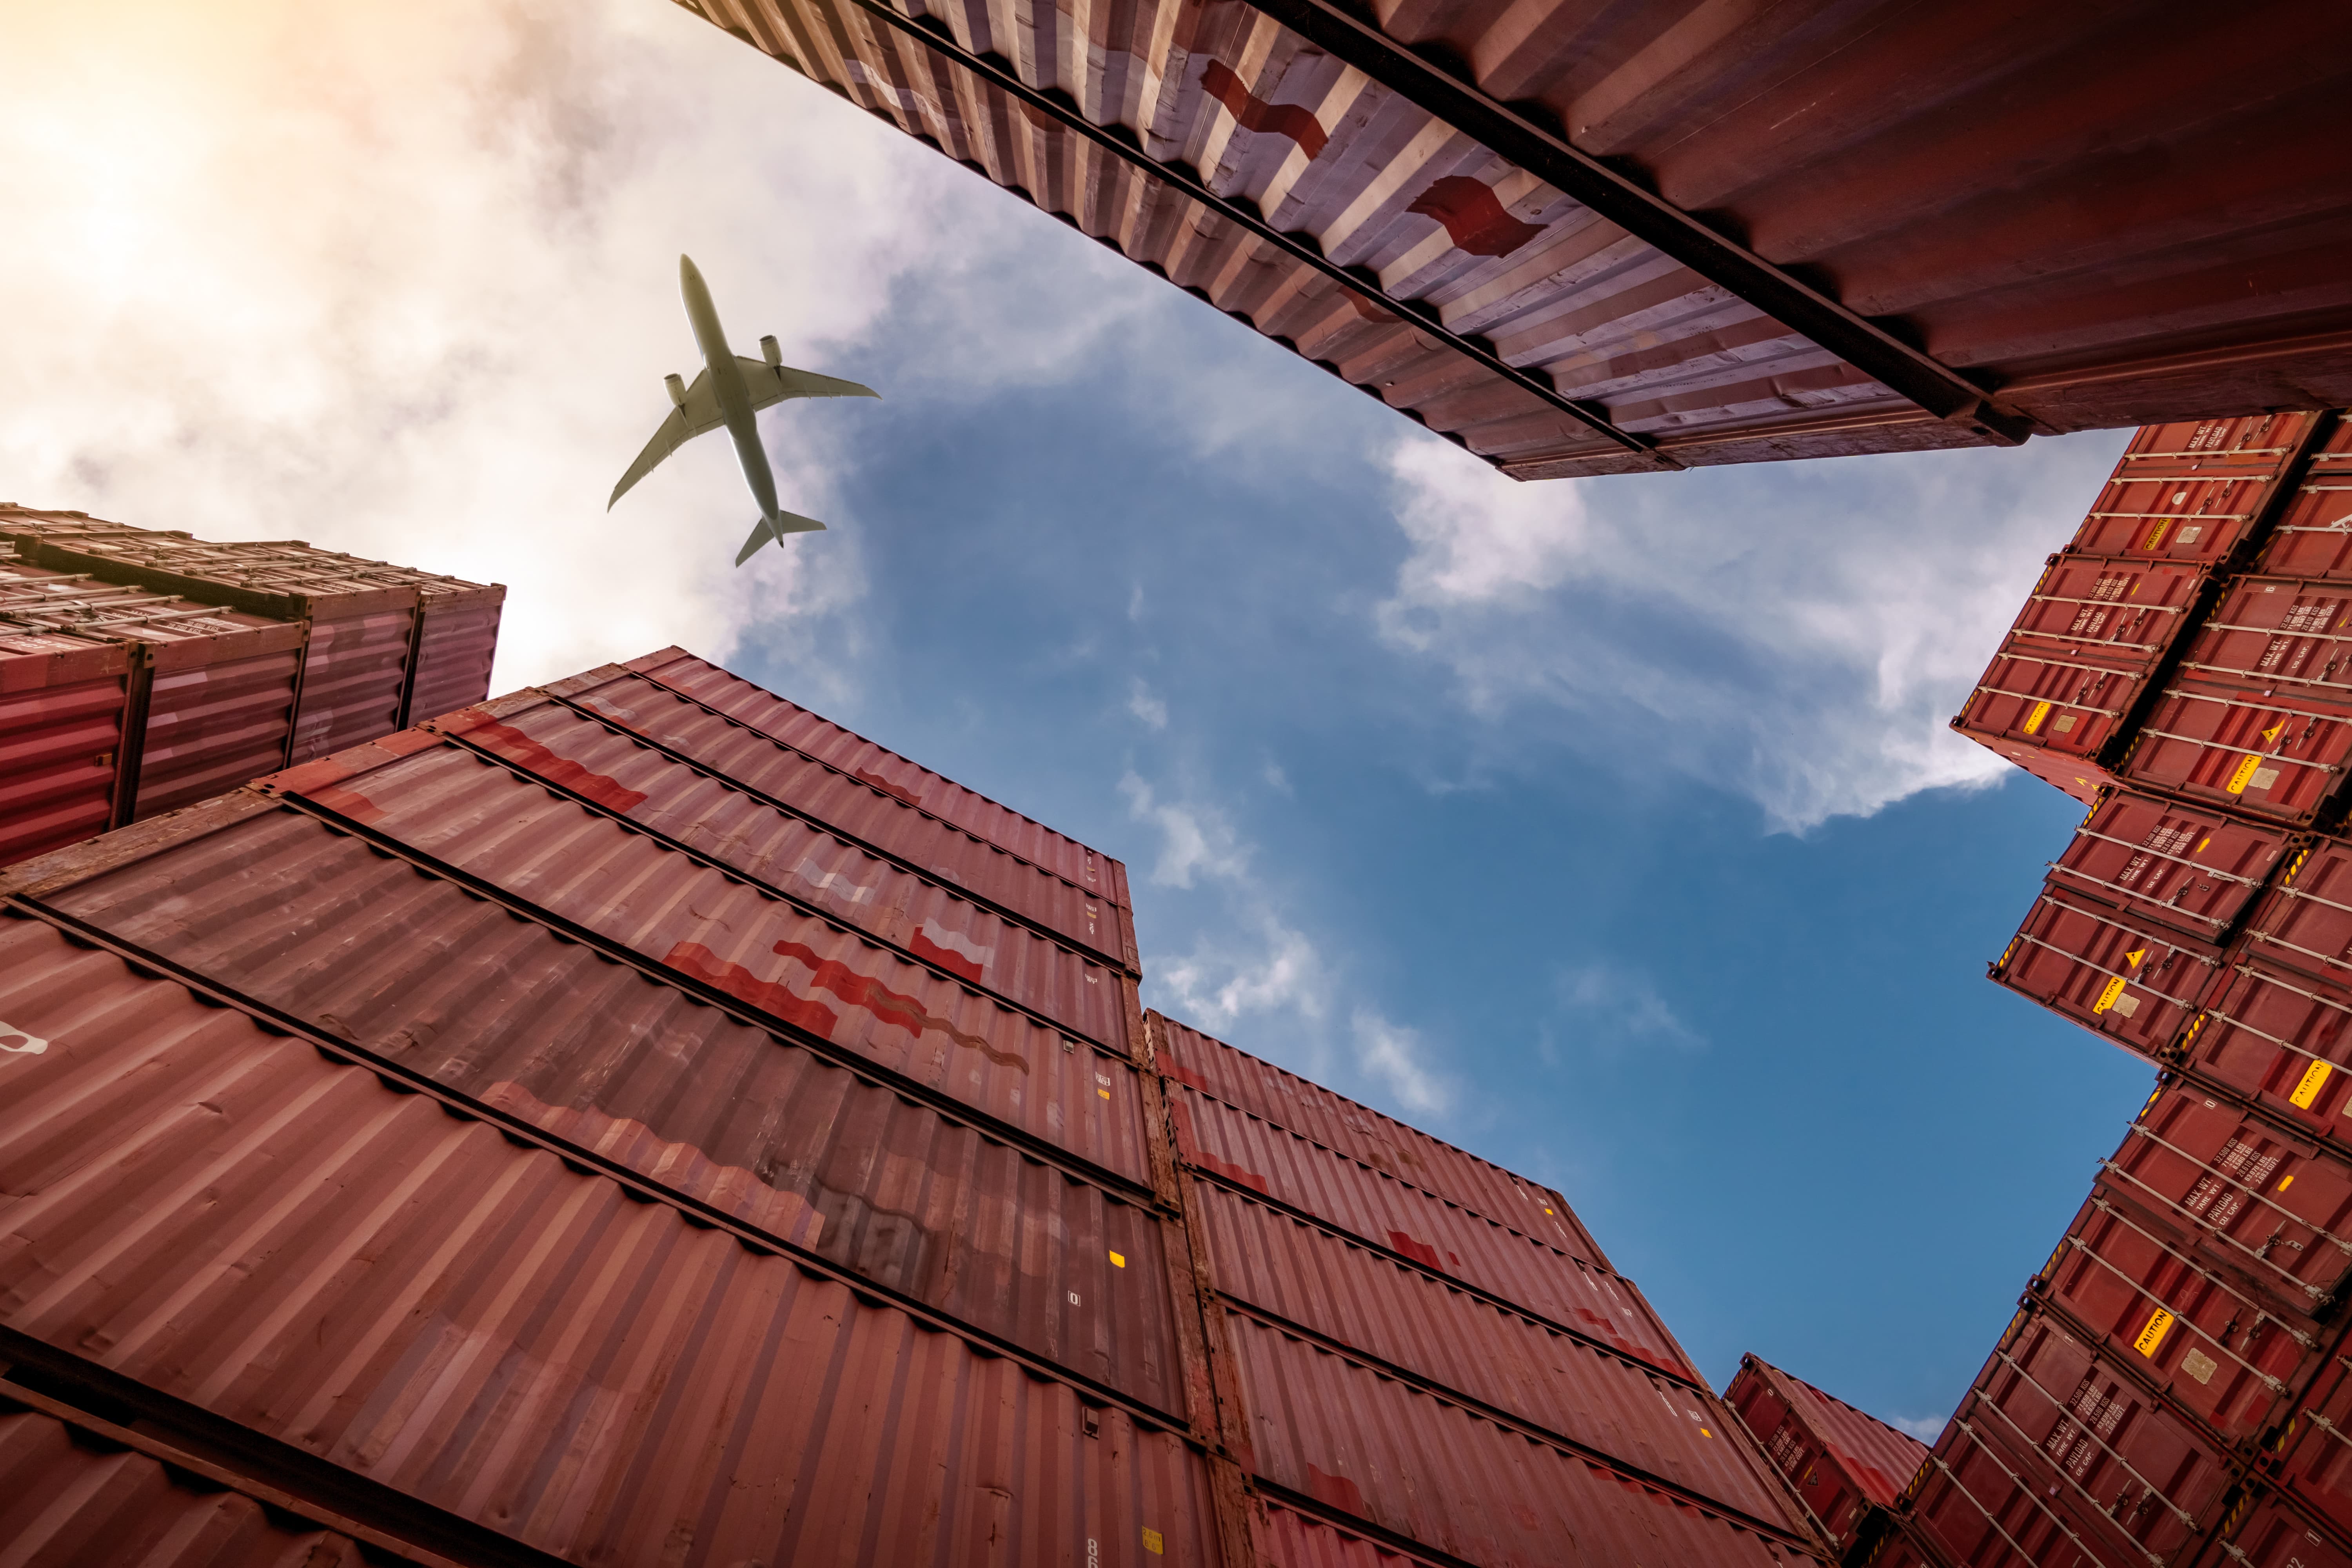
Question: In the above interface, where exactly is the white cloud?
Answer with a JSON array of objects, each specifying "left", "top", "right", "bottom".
[
  {"left": 1127, "top": 678, "right": 1170, "bottom": 730},
  {"left": 1118, "top": 770, "right": 1249, "bottom": 888},
  {"left": 1553, "top": 962, "right": 1704, "bottom": 1051},
  {"left": 1374, "top": 429, "right": 2130, "bottom": 831},
  {"left": 1890, "top": 1415, "right": 1948, "bottom": 1442},
  {"left": 1351, "top": 1009, "right": 1453, "bottom": 1116}
]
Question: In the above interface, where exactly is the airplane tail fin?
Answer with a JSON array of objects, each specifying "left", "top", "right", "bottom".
[{"left": 734, "top": 510, "right": 828, "bottom": 567}]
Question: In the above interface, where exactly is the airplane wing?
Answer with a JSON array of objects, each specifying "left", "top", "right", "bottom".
[
  {"left": 608, "top": 370, "right": 726, "bottom": 509},
  {"left": 737, "top": 358, "right": 881, "bottom": 411}
]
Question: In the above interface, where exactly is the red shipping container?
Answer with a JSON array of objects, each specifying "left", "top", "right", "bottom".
[
  {"left": 548, "top": 663, "right": 1131, "bottom": 968},
  {"left": 2109, "top": 415, "right": 2330, "bottom": 483},
  {"left": 0, "top": 630, "right": 130, "bottom": 865},
  {"left": 428, "top": 698, "right": 1130, "bottom": 1048},
  {"left": 2095, "top": 1080, "right": 2352, "bottom": 1326},
  {"left": 1223, "top": 1312, "right": 1818, "bottom": 1568},
  {"left": 2183, "top": 956, "right": 2352, "bottom": 1148},
  {"left": 1725, "top": 1355, "right": 1927, "bottom": 1555},
  {"left": 1991, "top": 887, "right": 2223, "bottom": 1059},
  {"left": 2261, "top": 1354, "right": 2352, "bottom": 1554},
  {"left": 2122, "top": 678, "right": 2352, "bottom": 830},
  {"left": 1166, "top": 1083, "right": 1697, "bottom": 1382},
  {"left": 631, "top": 648, "right": 1133, "bottom": 912},
  {"left": 1153, "top": 1012, "right": 1600, "bottom": 1261},
  {"left": 2199, "top": 1497, "right": 2352, "bottom": 1568},
  {"left": 2245, "top": 838, "right": 2352, "bottom": 995},
  {"left": 1191, "top": 1181, "right": 1789, "bottom": 1529},
  {"left": 2046, "top": 789, "right": 2292, "bottom": 943},
  {"left": 2035, "top": 1186, "right": 2325, "bottom": 1448},
  {"left": 2072, "top": 472, "right": 2294, "bottom": 567},
  {"left": 1955, "top": 553, "right": 2209, "bottom": 770},
  {"left": 0, "top": 920, "right": 1219, "bottom": 1567},
  {"left": 2257, "top": 420, "right": 2352, "bottom": 581}
]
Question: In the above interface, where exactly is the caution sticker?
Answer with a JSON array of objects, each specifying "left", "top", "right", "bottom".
[
  {"left": 1142, "top": 1528, "right": 1164, "bottom": 1555},
  {"left": 2291, "top": 1059, "right": 2335, "bottom": 1110},
  {"left": 2134, "top": 1307, "right": 2176, "bottom": 1357},
  {"left": 2227, "top": 753, "right": 2265, "bottom": 794},
  {"left": 2093, "top": 976, "right": 2130, "bottom": 1015},
  {"left": 2024, "top": 700, "right": 2052, "bottom": 735}
]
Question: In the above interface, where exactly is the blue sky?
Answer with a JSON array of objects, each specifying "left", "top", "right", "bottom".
[{"left": 4, "top": 0, "right": 2158, "bottom": 1435}]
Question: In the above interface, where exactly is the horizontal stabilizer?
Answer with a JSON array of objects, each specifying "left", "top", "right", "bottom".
[{"left": 735, "top": 510, "right": 828, "bottom": 567}]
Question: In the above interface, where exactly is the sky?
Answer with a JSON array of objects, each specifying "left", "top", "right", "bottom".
[{"left": 2, "top": 0, "right": 2158, "bottom": 1437}]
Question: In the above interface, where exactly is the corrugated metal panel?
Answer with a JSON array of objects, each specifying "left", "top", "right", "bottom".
[
  {"left": 2046, "top": 791, "right": 2292, "bottom": 944},
  {"left": 2247, "top": 838, "right": 2352, "bottom": 995},
  {"left": 132, "top": 628, "right": 305, "bottom": 820},
  {"left": 0, "top": 1404, "right": 375, "bottom": 1568},
  {"left": 0, "top": 912, "right": 1177, "bottom": 1413},
  {"left": 37, "top": 805, "right": 1151, "bottom": 1188},
  {"left": 636, "top": 649, "right": 1132, "bottom": 909},
  {"left": 0, "top": 632, "right": 127, "bottom": 866},
  {"left": 2260, "top": 422, "right": 2352, "bottom": 580},
  {"left": 2118, "top": 416, "right": 2334, "bottom": 482},
  {"left": 1153, "top": 1012, "right": 1596, "bottom": 1259},
  {"left": 1193, "top": 1181, "right": 1790, "bottom": 1528},
  {"left": 680, "top": 0, "right": 2352, "bottom": 477},
  {"left": 1953, "top": 553, "right": 2208, "bottom": 780},
  {"left": 2183, "top": 954, "right": 2352, "bottom": 1151},
  {"left": 2263, "top": 1355, "right": 2352, "bottom": 1553},
  {"left": 287, "top": 608, "right": 416, "bottom": 763},
  {"left": 1727, "top": 1356, "right": 1927, "bottom": 1519},
  {"left": 1258, "top": 1501, "right": 1439, "bottom": 1566},
  {"left": 1166, "top": 1083, "right": 1696, "bottom": 1381},
  {"left": 2073, "top": 413, "right": 2328, "bottom": 564},
  {"left": 553, "top": 665, "right": 1129, "bottom": 966},
  {"left": 0, "top": 926, "right": 1220, "bottom": 1566},
  {"left": 1224, "top": 1312, "right": 1814, "bottom": 1568},
  {"left": 1991, "top": 887, "right": 2223, "bottom": 1059},
  {"left": 2122, "top": 680, "right": 2352, "bottom": 830},
  {"left": 2098, "top": 1081, "right": 2352, "bottom": 1325},
  {"left": 2202, "top": 1496, "right": 2352, "bottom": 1568},
  {"left": 2036, "top": 1184, "right": 2324, "bottom": 1449},
  {"left": 434, "top": 698, "right": 1129, "bottom": 1046},
  {"left": 404, "top": 600, "right": 502, "bottom": 728}
]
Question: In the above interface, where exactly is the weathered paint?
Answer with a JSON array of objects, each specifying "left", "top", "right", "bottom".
[
  {"left": 0, "top": 921, "right": 1219, "bottom": 1566},
  {"left": 1725, "top": 1355, "right": 1927, "bottom": 1553}
]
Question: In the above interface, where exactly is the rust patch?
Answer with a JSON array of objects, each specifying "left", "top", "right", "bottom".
[
  {"left": 663, "top": 940, "right": 841, "bottom": 1037},
  {"left": 908, "top": 927, "right": 986, "bottom": 985},
  {"left": 466, "top": 717, "right": 650, "bottom": 814},
  {"left": 1407, "top": 174, "right": 1544, "bottom": 258},
  {"left": 770, "top": 938, "right": 1028, "bottom": 1071},
  {"left": 853, "top": 767, "right": 921, "bottom": 807},
  {"left": 1304, "top": 1464, "right": 1366, "bottom": 1516},
  {"left": 1200, "top": 60, "right": 1328, "bottom": 159}
]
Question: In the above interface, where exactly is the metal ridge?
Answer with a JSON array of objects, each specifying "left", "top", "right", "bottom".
[
  {"left": 427, "top": 723, "right": 1127, "bottom": 1053},
  {"left": 2016, "top": 1281, "right": 2283, "bottom": 1464},
  {"left": 0, "top": 1333, "right": 572, "bottom": 1568},
  {"left": 552, "top": 679, "right": 1137, "bottom": 971},
  {"left": 1213, "top": 1294, "right": 1814, "bottom": 1545},
  {"left": 1237, "top": 0, "right": 2034, "bottom": 448},
  {"left": 258, "top": 789, "right": 1159, "bottom": 1206},
  {"left": 697, "top": 0, "right": 1672, "bottom": 469},
  {"left": 1181, "top": 1161, "right": 1706, "bottom": 1392},
  {"left": 1, "top": 898, "right": 1193, "bottom": 1434}
]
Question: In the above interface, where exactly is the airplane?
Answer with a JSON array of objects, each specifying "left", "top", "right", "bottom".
[{"left": 609, "top": 254, "right": 879, "bottom": 565}]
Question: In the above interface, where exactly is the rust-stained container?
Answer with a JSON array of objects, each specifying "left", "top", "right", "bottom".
[
  {"left": 0, "top": 916, "right": 1219, "bottom": 1566},
  {"left": 631, "top": 649, "right": 1134, "bottom": 913},
  {"left": 427, "top": 694, "right": 1128, "bottom": 1046},
  {"left": 1725, "top": 1355, "right": 1927, "bottom": 1557},
  {"left": 2245, "top": 837, "right": 2352, "bottom": 996},
  {"left": 2182, "top": 955, "right": 2352, "bottom": 1149},
  {"left": 2259, "top": 1355, "right": 2352, "bottom": 1555},
  {"left": 2047, "top": 790, "right": 2293, "bottom": 944},
  {"left": 1990, "top": 886, "right": 2224, "bottom": 1060},
  {"left": 1153, "top": 1012, "right": 1598, "bottom": 1260},
  {"left": 1952, "top": 553, "right": 2209, "bottom": 795},
  {"left": 1166, "top": 1081, "right": 1696, "bottom": 1381},
  {"left": 550, "top": 660, "right": 1133, "bottom": 969},
  {"left": 2093, "top": 1081, "right": 2352, "bottom": 1328},
  {"left": 1907, "top": 1303, "right": 2246, "bottom": 1568},
  {"left": 2259, "top": 420, "right": 2352, "bottom": 581},
  {"left": 2034, "top": 1183, "right": 2325, "bottom": 1451},
  {"left": 681, "top": 0, "right": 2352, "bottom": 479},
  {"left": 1191, "top": 1181, "right": 1789, "bottom": 1529},
  {"left": 1224, "top": 1311, "right": 1816, "bottom": 1568}
]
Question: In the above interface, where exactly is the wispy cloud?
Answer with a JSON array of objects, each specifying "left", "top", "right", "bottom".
[
  {"left": 1373, "top": 430, "right": 2129, "bottom": 830},
  {"left": 1352, "top": 1009, "right": 1453, "bottom": 1116},
  {"left": 1118, "top": 771, "right": 1249, "bottom": 889},
  {"left": 1553, "top": 961, "right": 1704, "bottom": 1052},
  {"left": 1127, "top": 678, "right": 1170, "bottom": 730},
  {"left": 1890, "top": 1415, "right": 1947, "bottom": 1442}
]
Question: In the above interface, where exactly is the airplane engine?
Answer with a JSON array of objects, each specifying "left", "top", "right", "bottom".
[
  {"left": 665, "top": 373, "right": 687, "bottom": 407},
  {"left": 761, "top": 335, "right": 782, "bottom": 366}
]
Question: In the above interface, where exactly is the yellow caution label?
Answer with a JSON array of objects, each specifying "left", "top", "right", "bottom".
[
  {"left": 2134, "top": 1308, "right": 2176, "bottom": 1357},
  {"left": 2264, "top": 721, "right": 2286, "bottom": 743},
  {"left": 2024, "top": 700, "right": 2052, "bottom": 735},
  {"left": 2291, "top": 1060, "right": 2334, "bottom": 1110},
  {"left": 2094, "top": 976, "right": 2130, "bottom": 1014},
  {"left": 2195, "top": 838, "right": 2210, "bottom": 854},
  {"left": 1098, "top": 1087, "right": 1110, "bottom": 1099},
  {"left": 1108, "top": 1251, "right": 1126, "bottom": 1268},
  {"left": 2144, "top": 520, "right": 2172, "bottom": 550},
  {"left": 2281, "top": 1174, "right": 2298, "bottom": 1191},
  {"left": 2125, "top": 948, "right": 2146, "bottom": 969},
  {"left": 2228, "top": 753, "right": 2266, "bottom": 794},
  {"left": 1142, "top": 1528, "right": 1164, "bottom": 1555}
]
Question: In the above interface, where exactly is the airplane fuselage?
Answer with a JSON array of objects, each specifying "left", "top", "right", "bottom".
[{"left": 679, "top": 255, "right": 781, "bottom": 523}]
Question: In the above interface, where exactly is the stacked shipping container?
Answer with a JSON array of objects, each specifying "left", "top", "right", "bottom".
[
  {"left": 1726, "top": 1354, "right": 1930, "bottom": 1564},
  {"left": 0, "top": 645, "right": 1826, "bottom": 1566},
  {"left": 1883, "top": 411, "right": 2352, "bottom": 1564},
  {"left": 0, "top": 505, "right": 504, "bottom": 866}
]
